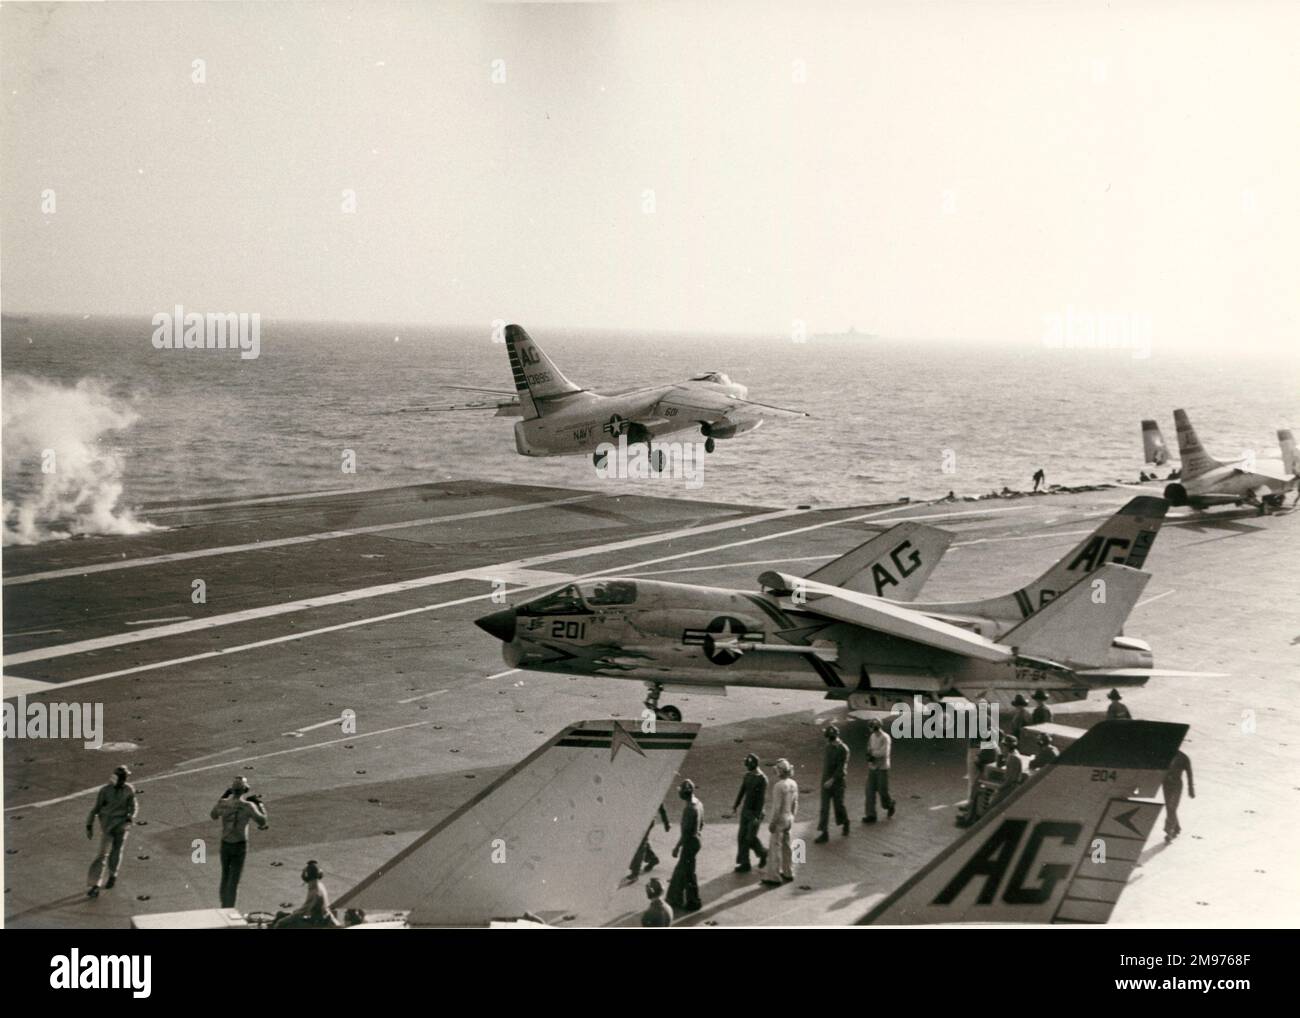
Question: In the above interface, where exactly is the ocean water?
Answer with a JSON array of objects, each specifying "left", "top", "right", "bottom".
[{"left": 2, "top": 314, "right": 1297, "bottom": 543}]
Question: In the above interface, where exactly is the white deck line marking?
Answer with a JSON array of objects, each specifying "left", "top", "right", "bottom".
[
  {"left": 125, "top": 616, "right": 190, "bottom": 626},
  {"left": 6, "top": 719, "right": 436, "bottom": 811},
  {"left": 145, "top": 488, "right": 352, "bottom": 514},
  {"left": 7, "top": 503, "right": 1030, "bottom": 687},
  {"left": 397, "top": 688, "right": 450, "bottom": 704},
  {"left": 5, "top": 494, "right": 597, "bottom": 586},
  {"left": 6, "top": 627, "right": 65, "bottom": 637},
  {"left": 3, "top": 673, "right": 56, "bottom": 696},
  {"left": 172, "top": 745, "right": 245, "bottom": 768},
  {"left": 284, "top": 716, "right": 346, "bottom": 736},
  {"left": 1136, "top": 589, "right": 1175, "bottom": 609}
]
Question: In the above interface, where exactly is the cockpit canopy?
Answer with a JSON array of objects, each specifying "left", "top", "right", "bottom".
[
  {"left": 690, "top": 371, "right": 733, "bottom": 385},
  {"left": 522, "top": 579, "right": 638, "bottom": 614}
]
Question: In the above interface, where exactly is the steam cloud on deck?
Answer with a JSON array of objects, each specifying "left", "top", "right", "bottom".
[{"left": 2, "top": 375, "right": 159, "bottom": 545}]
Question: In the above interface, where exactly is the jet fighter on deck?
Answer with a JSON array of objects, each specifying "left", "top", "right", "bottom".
[
  {"left": 409, "top": 324, "right": 808, "bottom": 467},
  {"left": 1141, "top": 410, "right": 1297, "bottom": 514},
  {"left": 475, "top": 501, "right": 1207, "bottom": 722}
]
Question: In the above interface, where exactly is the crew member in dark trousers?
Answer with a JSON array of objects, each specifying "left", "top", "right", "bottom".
[
  {"left": 725, "top": 754, "right": 768, "bottom": 873},
  {"left": 1107, "top": 689, "right": 1133, "bottom": 719},
  {"left": 1162, "top": 750, "right": 1195, "bottom": 842},
  {"left": 210, "top": 774, "right": 269, "bottom": 909},
  {"left": 1032, "top": 468, "right": 1046, "bottom": 492},
  {"left": 815, "top": 725, "right": 850, "bottom": 842},
  {"left": 988, "top": 734, "right": 1025, "bottom": 810},
  {"left": 628, "top": 804, "right": 671, "bottom": 880},
  {"left": 86, "top": 765, "right": 137, "bottom": 898},
  {"left": 862, "top": 718, "right": 897, "bottom": 822},
  {"left": 666, "top": 780, "right": 703, "bottom": 915},
  {"left": 1030, "top": 689, "right": 1052, "bottom": 724},
  {"left": 1007, "top": 694, "right": 1032, "bottom": 740}
]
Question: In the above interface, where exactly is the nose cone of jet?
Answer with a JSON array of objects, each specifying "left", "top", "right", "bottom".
[{"left": 475, "top": 608, "right": 516, "bottom": 643}]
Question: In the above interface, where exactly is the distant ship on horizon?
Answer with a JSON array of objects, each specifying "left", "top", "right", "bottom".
[{"left": 813, "top": 324, "right": 880, "bottom": 340}]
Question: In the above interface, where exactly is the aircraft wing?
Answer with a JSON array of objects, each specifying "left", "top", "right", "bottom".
[
  {"left": 653, "top": 385, "right": 809, "bottom": 423},
  {"left": 761, "top": 571, "right": 1012, "bottom": 663},
  {"left": 859, "top": 720, "right": 1188, "bottom": 924},
  {"left": 337, "top": 720, "right": 699, "bottom": 926},
  {"left": 398, "top": 396, "right": 523, "bottom": 416}
]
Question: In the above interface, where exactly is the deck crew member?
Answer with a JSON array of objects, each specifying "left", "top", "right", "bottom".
[
  {"left": 988, "top": 735, "right": 1025, "bottom": 809},
  {"left": 642, "top": 877, "right": 673, "bottom": 927},
  {"left": 210, "top": 774, "right": 269, "bottom": 908},
  {"left": 861, "top": 718, "right": 897, "bottom": 823},
  {"left": 761, "top": 759, "right": 799, "bottom": 886},
  {"left": 726, "top": 754, "right": 768, "bottom": 873},
  {"left": 1029, "top": 732, "right": 1059, "bottom": 771},
  {"left": 85, "top": 765, "right": 137, "bottom": 899},
  {"left": 272, "top": 860, "right": 342, "bottom": 928},
  {"left": 1030, "top": 689, "right": 1053, "bottom": 724},
  {"left": 1007, "top": 694, "right": 1032, "bottom": 740},
  {"left": 1032, "top": 468, "right": 1046, "bottom": 492},
  {"left": 667, "top": 780, "right": 703, "bottom": 915},
  {"left": 815, "top": 725, "right": 850, "bottom": 842},
  {"left": 1162, "top": 750, "right": 1195, "bottom": 842},
  {"left": 1107, "top": 689, "right": 1133, "bottom": 720}
]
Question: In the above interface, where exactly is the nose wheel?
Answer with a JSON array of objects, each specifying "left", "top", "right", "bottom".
[
  {"left": 704, "top": 437, "right": 716, "bottom": 454},
  {"left": 643, "top": 682, "right": 682, "bottom": 722}
]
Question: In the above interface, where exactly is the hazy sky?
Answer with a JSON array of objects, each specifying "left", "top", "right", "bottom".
[{"left": 3, "top": 1, "right": 1298, "bottom": 348}]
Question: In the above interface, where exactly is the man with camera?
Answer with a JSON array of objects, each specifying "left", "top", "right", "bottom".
[{"left": 210, "top": 774, "right": 269, "bottom": 909}]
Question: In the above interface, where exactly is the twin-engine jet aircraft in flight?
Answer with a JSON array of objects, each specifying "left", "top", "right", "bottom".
[
  {"left": 412, "top": 324, "right": 808, "bottom": 467},
  {"left": 476, "top": 497, "right": 1207, "bottom": 721},
  {"left": 1141, "top": 409, "right": 1297, "bottom": 514}
]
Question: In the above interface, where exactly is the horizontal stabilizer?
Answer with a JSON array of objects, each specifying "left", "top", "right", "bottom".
[
  {"left": 1000, "top": 564, "right": 1149, "bottom": 668},
  {"left": 338, "top": 720, "right": 698, "bottom": 926},
  {"left": 859, "top": 720, "right": 1188, "bottom": 925}
]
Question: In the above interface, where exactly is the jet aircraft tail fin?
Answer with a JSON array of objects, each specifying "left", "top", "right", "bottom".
[
  {"left": 1141, "top": 419, "right": 1169, "bottom": 466},
  {"left": 337, "top": 720, "right": 698, "bottom": 926},
  {"left": 803, "top": 521, "right": 954, "bottom": 600},
  {"left": 504, "top": 324, "right": 584, "bottom": 419},
  {"left": 1173, "top": 409, "right": 1228, "bottom": 480},
  {"left": 908, "top": 497, "right": 1166, "bottom": 623},
  {"left": 1279, "top": 428, "right": 1297, "bottom": 476},
  {"left": 858, "top": 720, "right": 1187, "bottom": 924}
]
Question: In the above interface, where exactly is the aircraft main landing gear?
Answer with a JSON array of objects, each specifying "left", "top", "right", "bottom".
[{"left": 643, "top": 682, "right": 681, "bottom": 722}]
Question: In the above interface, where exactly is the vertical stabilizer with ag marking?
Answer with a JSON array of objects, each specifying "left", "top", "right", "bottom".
[
  {"left": 338, "top": 720, "right": 698, "bottom": 926},
  {"left": 504, "top": 324, "right": 583, "bottom": 420},
  {"left": 1173, "top": 408, "right": 1227, "bottom": 480},
  {"left": 910, "top": 496, "right": 1166, "bottom": 623},
  {"left": 859, "top": 720, "right": 1187, "bottom": 925},
  {"left": 805, "top": 522, "right": 954, "bottom": 600}
]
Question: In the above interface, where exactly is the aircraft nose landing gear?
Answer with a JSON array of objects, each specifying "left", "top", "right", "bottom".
[{"left": 643, "top": 682, "right": 682, "bottom": 722}]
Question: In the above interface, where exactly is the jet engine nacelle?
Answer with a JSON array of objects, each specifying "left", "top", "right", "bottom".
[
  {"left": 1162, "top": 482, "right": 1189, "bottom": 507},
  {"left": 702, "top": 419, "right": 761, "bottom": 441}
]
